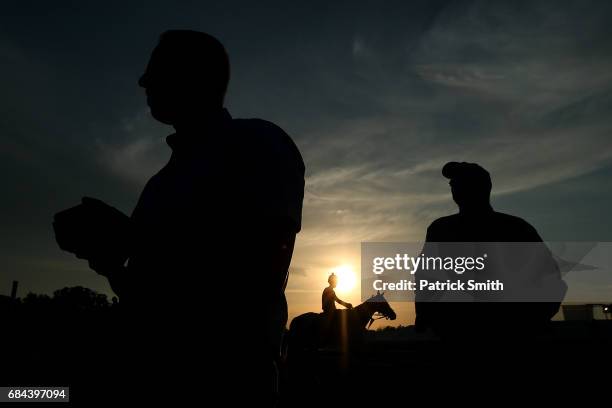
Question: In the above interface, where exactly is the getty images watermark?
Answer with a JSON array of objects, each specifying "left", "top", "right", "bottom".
[
  {"left": 361, "top": 242, "right": 612, "bottom": 303},
  {"left": 371, "top": 251, "right": 498, "bottom": 292}
]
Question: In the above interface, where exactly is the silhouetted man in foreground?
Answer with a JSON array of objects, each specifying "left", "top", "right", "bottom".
[
  {"left": 415, "top": 162, "right": 565, "bottom": 339},
  {"left": 54, "top": 30, "right": 304, "bottom": 402}
]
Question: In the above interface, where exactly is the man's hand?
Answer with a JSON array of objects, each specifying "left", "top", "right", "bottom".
[
  {"left": 347, "top": 303, "right": 353, "bottom": 309},
  {"left": 53, "top": 197, "right": 132, "bottom": 264}
]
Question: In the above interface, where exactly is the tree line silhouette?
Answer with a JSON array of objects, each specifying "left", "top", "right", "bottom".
[{"left": 1, "top": 286, "right": 117, "bottom": 313}]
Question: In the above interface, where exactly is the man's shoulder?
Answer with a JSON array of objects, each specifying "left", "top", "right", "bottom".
[
  {"left": 230, "top": 118, "right": 292, "bottom": 147},
  {"left": 491, "top": 211, "right": 541, "bottom": 239},
  {"left": 428, "top": 214, "right": 461, "bottom": 230},
  {"left": 491, "top": 211, "right": 530, "bottom": 225},
  {"left": 231, "top": 118, "right": 304, "bottom": 168},
  {"left": 231, "top": 117, "right": 285, "bottom": 135}
]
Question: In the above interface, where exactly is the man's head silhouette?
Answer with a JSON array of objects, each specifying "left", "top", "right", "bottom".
[
  {"left": 442, "top": 162, "right": 492, "bottom": 212},
  {"left": 139, "top": 30, "right": 230, "bottom": 125},
  {"left": 328, "top": 273, "right": 338, "bottom": 288}
]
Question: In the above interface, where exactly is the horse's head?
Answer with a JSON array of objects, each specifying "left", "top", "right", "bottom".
[{"left": 367, "top": 291, "right": 396, "bottom": 320}]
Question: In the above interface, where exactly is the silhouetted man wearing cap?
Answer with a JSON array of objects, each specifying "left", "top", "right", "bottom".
[
  {"left": 415, "top": 162, "right": 565, "bottom": 339},
  {"left": 425, "top": 162, "right": 539, "bottom": 240},
  {"left": 54, "top": 30, "right": 304, "bottom": 403}
]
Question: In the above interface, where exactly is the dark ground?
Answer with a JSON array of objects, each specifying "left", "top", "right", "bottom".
[{"left": 2, "top": 294, "right": 611, "bottom": 406}]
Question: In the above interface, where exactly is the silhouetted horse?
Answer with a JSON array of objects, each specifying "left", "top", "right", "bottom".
[{"left": 288, "top": 292, "right": 396, "bottom": 354}]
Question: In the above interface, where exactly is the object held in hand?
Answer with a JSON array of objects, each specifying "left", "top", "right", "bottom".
[{"left": 53, "top": 197, "right": 132, "bottom": 265}]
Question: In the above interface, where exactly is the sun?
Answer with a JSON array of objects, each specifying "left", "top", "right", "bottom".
[{"left": 331, "top": 264, "right": 357, "bottom": 294}]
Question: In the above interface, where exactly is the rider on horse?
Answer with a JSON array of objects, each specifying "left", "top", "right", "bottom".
[{"left": 322, "top": 273, "right": 353, "bottom": 313}]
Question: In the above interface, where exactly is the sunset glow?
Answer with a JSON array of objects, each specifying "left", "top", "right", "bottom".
[{"left": 331, "top": 264, "right": 357, "bottom": 294}]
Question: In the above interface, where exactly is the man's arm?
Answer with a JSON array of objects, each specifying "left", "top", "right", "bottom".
[
  {"left": 333, "top": 293, "right": 353, "bottom": 309},
  {"left": 53, "top": 197, "right": 133, "bottom": 298}
]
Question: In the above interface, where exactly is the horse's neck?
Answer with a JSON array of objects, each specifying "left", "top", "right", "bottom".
[{"left": 355, "top": 302, "right": 374, "bottom": 327}]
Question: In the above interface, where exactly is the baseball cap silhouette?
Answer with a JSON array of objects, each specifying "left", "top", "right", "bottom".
[{"left": 442, "top": 162, "right": 492, "bottom": 190}]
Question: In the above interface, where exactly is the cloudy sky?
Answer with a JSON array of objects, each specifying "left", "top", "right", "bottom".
[{"left": 1, "top": 0, "right": 611, "bottom": 326}]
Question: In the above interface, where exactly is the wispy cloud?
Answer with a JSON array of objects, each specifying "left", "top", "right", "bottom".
[{"left": 95, "top": 111, "right": 169, "bottom": 185}]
